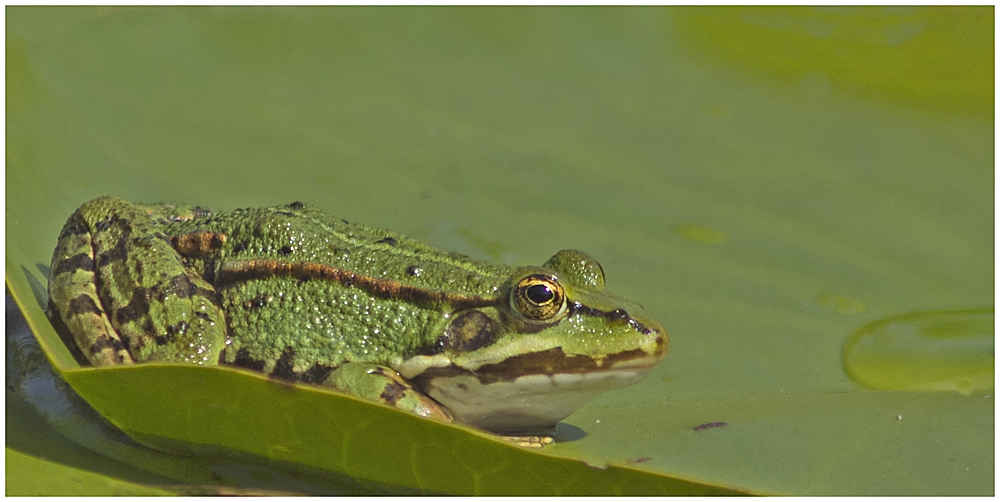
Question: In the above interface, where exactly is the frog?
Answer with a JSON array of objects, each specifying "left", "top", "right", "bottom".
[{"left": 48, "top": 196, "right": 668, "bottom": 443}]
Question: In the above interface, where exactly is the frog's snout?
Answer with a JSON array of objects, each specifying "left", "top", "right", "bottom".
[{"left": 648, "top": 318, "right": 668, "bottom": 357}]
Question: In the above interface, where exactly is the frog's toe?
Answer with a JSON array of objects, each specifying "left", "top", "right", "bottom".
[
  {"left": 323, "top": 362, "right": 453, "bottom": 423},
  {"left": 499, "top": 435, "right": 555, "bottom": 449}
]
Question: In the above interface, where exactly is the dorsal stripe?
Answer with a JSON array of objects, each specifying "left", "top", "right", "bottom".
[{"left": 216, "top": 259, "right": 498, "bottom": 311}]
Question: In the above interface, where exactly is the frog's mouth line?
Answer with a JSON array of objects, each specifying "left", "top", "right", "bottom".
[
  {"left": 410, "top": 347, "right": 665, "bottom": 433},
  {"left": 414, "top": 337, "right": 667, "bottom": 386}
]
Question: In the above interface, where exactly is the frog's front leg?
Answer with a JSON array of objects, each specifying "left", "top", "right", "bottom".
[
  {"left": 49, "top": 196, "right": 228, "bottom": 366},
  {"left": 323, "top": 362, "right": 454, "bottom": 423}
]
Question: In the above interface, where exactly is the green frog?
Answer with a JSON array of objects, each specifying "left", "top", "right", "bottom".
[{"left": 48, "top": 196, "right": 668, "bottom": 441}]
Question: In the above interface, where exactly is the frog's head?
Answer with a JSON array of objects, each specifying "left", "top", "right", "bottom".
[{"left": 392, "top": 250, "right": 668, "bottom": 434}]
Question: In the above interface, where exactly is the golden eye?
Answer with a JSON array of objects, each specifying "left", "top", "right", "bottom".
[{"left": 511, "top": 274, "right": 567, "bottom": 321}]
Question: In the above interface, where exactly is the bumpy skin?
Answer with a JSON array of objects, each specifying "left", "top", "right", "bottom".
[
  {"left": 49, "top": 196, "right": 668, "bottom": 432},
  {"left": 49, "top": 197, "right": 489, "bottom": 419},
  {"left": 48, "top": 198, "right": 227, "bottom": 366}
]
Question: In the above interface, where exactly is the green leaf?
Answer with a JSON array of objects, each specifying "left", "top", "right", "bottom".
[
  {"left": 6, "top": 6, "right": 993, "bottom": 495},
  {"left": 5, "top": 448, "right": 174, "bottom": 496}
]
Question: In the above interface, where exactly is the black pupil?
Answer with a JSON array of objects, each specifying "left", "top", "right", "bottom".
[{"left": 526, "top": 284, "right": 554, "bottom": 304}]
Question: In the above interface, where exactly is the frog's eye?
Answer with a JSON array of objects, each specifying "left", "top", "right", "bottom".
[{"left": 511, "top": 274, "right": 567, "bottom": 322}]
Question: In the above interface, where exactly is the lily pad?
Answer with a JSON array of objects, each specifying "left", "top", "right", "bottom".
[
  {"left": 5, "top": 448, "right": 173, "bottom": 496},
  {"left": 6, "top": 6, "right": 993, "bottom": 495}
]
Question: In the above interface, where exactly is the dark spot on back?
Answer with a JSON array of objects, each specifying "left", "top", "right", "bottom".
[
  {"left": 245, "top": 295, "right": 271, "bottom": 309},
  {"left": 289, "top": 201, "right": 305, "bottom": 210},
  {"left": 116, "top": 287, "right": 151, "bottom": 325},
  {"left": 278, "top": 246, "right": 293, "bottom": 256},
  {"left": 113, "top": 346, "right": 127, "bottom": 362},
  {"left": 131, "top": 329, "right": 149, "bottom": 352},
  {"left": 89, "top": 335, "right": 116, "bottom": 355},
  {"left": 301, "top": 362, "right": 333, "bottom": 384},
  {"left": 68, "top": 294, "right": 103, "bottom": 316},
  {"left": 58, "top": 215, "right": 90, "bottom": 239},
  {"left": 162, "top": 275, "right": 194, "bottom": 299},
  {"left": 95, "top": 217, "right": 113, "bottom": 232},
  {"left": 380, "top": 381, "right": 407, "bottom": 405},
  {"left": 87, "top": 336, "right": 127, "bottom": 362},
  {"left": 97, "top": 234, "right": 130, "bottom": 268},
  {"left": 269, "top": 346, "right": 298, "bottom": 380},
  {"left": 231, "top": 347, "right": 266, "bottom": 372},
  {"left": 47, "top": 300, "right": 94, "bottom": 366},
  {"left": 376, "top": 237, "right": 398, "bottom": 247},
  {"left": 164, "top": 321, "right": 189, "bottom": 340},
  {"left": 232, "top": 242, "right": 247, "bottom": 255},
  {"left": 54, "top": 253, "right": 95, "bottom": 276},
  {"left": 151, "top": 274, "right": 220, "bottom": 308}
]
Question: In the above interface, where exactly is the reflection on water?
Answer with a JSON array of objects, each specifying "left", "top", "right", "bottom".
[
  {"left": 6, "top": 292, "right": 132, "bottom": 443},
  {"left": 842, "top": 309, "right": 994, "bottom": 395}
]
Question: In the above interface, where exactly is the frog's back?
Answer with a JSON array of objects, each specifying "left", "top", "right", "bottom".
[
  {"left": 166, "top": 202, "right": 512, "bottom": 295},
  {"left": 163, "top": 202, "right": 514, "bottom": 374}
]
